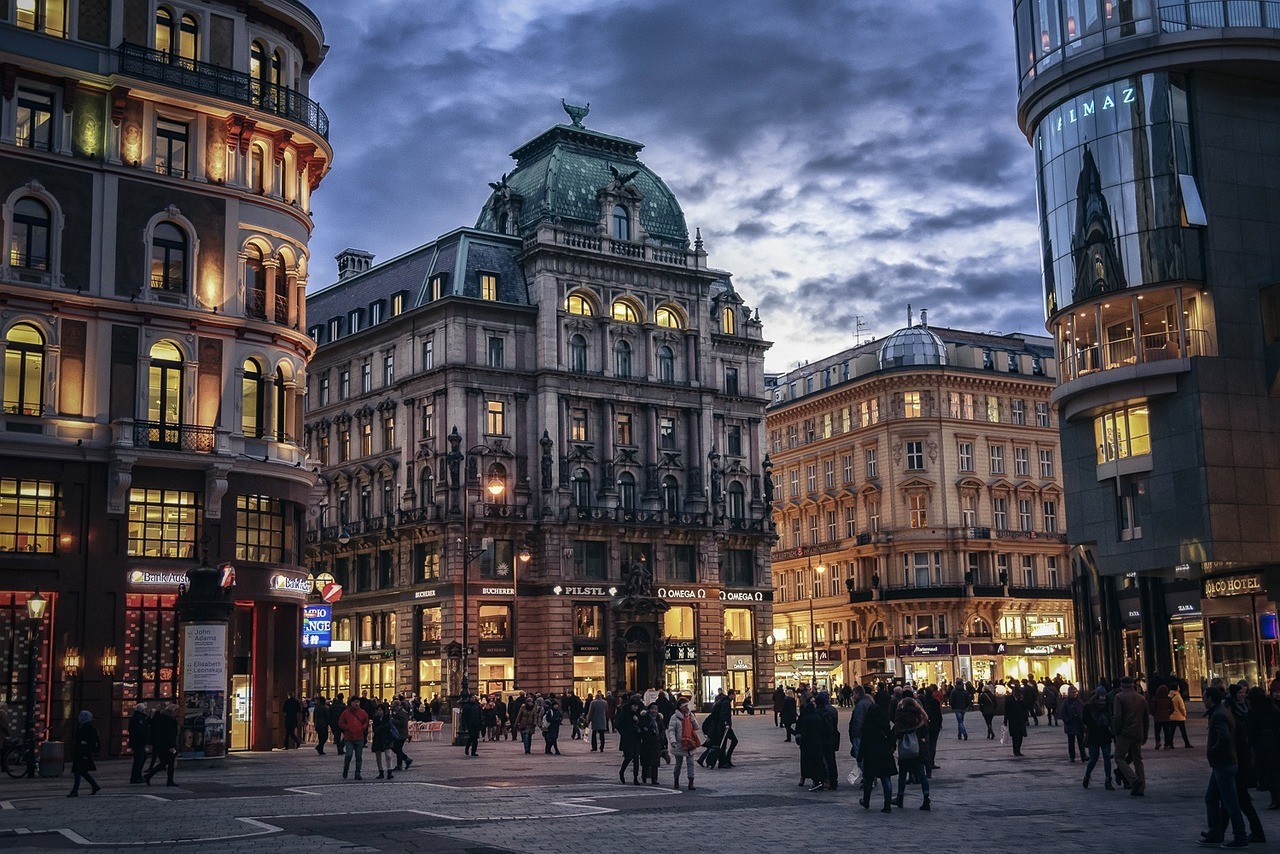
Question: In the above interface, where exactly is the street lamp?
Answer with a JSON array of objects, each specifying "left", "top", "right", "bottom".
[
  {"left": 23, "top": 590, "right": 47, "bottom": 778},
  {"left": 455, "top": 444, "right": 506, "bottom": 705},
  {"left": 806, "top": 551, "right": 827, "bottom": 690},
  {"left": 512, "top": 541, "right": 531, "bottom": 690}
]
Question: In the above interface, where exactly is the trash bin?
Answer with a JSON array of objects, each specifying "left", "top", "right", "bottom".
[
  {"left": 451, "top": 707, "right": 463, "bottom": 746},
  {"left": 39, "top": 741, "right": 65, "bottom": 777}
]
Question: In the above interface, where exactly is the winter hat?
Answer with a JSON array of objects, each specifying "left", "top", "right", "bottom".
[{"left": 79, "top": 710, "right": 92, "bottom": 724}]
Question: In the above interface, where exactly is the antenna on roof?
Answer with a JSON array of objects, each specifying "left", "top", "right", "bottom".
[{"left": 853, "top": 314, "right": 869, "bottom": 346}]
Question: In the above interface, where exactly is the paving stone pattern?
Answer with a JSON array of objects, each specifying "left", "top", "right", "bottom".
[{"left": 0, "top": 714, "right": 1263, "bottom": 853}]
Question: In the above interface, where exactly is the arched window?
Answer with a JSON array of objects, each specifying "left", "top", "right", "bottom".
[
  {"left": 249, "top": 145, "right": 265, "bottom": 193},
  {"left": 150, "top": 222, "right": 188, "bottom": 292},
  {"left": 721, "top": 306, "right": 736, "bottom": 335},
  {"left": 275, "top": 252, "right": 290, "bottom": 323},
  {"left": 970, "top": 616, "right": 992, "bottom": 637},
  {"left": 614, "top": 339, "right": 632, "bottom": 378},
  {"left": 250, "top": 41, "right": 268, "bottom": 103},
  {"left": 271, "top": 49, "right": 283, "bottom": 86},
  {"left": 155, "top": 7, "right": 175, "bottom": 54},
  {"left": 611, "top": 300, "right": 639, "bottom": 323},
  {"left": 419, "top": 465, "right": 433, "bottom": 507},
  {"left": 612, "top": 205, "right": 630, "bottom": 241},
  {"left": 869, "top": 620, "right": 886, "bottom": 641},
  {"left": 618, "top": 471, "right": 636, "bottom": 511},
  {"left": 569, "top": 334, "right": 588, "bottom": 373},
  {"left": 245, "top": 246, "right": 265, "bottom": 318},
  {"left": 572, "top": 468, "right": 591, "bottom": 508},
  {"left": 3, "top": 323, "right": 45, "bottom": 416},
  {"left": 241, "top": 358, "right": 263, "bottom": 437},
  {"left": 11, "top": 197, "right": 50, "bottom": 270},
  {"left": 274, "top": 366, "right": 287, "bottom": 441},
  {"left": 655, "top": 306, "right": 682, "bottom": 329},
  {"left": 179, "top": 14, "right": 199, "bottom": 61},
  {"left": 565, "top": 293, "right": 594, "bottom": 316},
  {"left": 657, "top": 345, "right": 675, "bottom": 383},
  {"left": 661, "top": 476, "right": 680, "bottom": 514},
  {"left": 727, "top": 481, "right": 745, "bottom": 521},
  {"left": 148, "top": 340, "right": 184, "bottom": 444}
]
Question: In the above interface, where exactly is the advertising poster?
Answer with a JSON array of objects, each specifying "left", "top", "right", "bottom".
[{"left": 181, "top": 623, "right": 227, "bottom": 759}]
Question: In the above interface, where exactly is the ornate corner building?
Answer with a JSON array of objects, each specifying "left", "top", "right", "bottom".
[
  {"left": 303, "top": 109, "right": 774, "bottom": 705},
  {"left": 1012, "top": 1, "right": 1280, "bottom": 693},
  {"left": 767, "top": 315, "right": 1075, "bottom": 688},
  {"left": 1, "top": 0, "right": 331, "bottom": 751}
]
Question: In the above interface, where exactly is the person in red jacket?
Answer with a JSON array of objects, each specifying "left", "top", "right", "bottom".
[{"left": 338, "top": 697, "right": 369, "bottom": 780}]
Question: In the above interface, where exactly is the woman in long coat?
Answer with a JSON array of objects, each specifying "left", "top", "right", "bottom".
[
  {"left": 796, "top": 698, "right": 827, "bottom": 790},
  {"left": 857, "top": 702, "right": 897, "bottom": 812},
  {"left": 68, "top": 710, "right": 101, "bottom": 796},
  {"left": 1003, "top": 686, "right": 1030, "bottom": 756}
]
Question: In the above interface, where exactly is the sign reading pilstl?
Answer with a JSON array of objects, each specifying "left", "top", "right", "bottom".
[{"left": 302, "top": 604, "right": 332, "bottom": 649}]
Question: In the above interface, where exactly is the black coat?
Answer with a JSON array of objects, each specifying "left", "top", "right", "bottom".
[
  {"left": 1003, "top": 695, "right": 1029, "bottom": 737},
  {"left": 780, "top": 696, "right": 798, "bottom": 725},
  {"left": 857, "top": 704, "right": 897, "bottom": 780},
  {"left": 127, "top": 710, "right": 150, "bottom": 750},
  {"left": 796, "top": 705, "right": 827, "bottom": 781},
  {"left": 638, "top": 712, "right": 663, "bottom": 766},
  {"left": 460, "top": 700, "right": 482, "bottom": 731},
  {"left": 617, "top": 705, "right": 642, "bottom": 751},
  {"left": 72, "top": 721, "right": 100, "bottom": 773}
]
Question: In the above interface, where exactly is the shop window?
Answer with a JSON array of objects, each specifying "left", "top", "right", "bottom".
[
  {"left": 723, "top": 608, "right": 751, "bottom": 641},
  {"left": 123, "top": 594, "right": 179, "bottom": 714},
  {"left": 664, "top": 605, "right": 695, "bottom": 640},
  {"left": 3, "top": 323, "right": 45, "bottom": 416},
  {"left": 0, "top": 478, "right": 58, "bottom": 553},
  {"left": 234, "top": 494, "right": 283, "bottom": 563},
  {"left": 478, "top": 604, "right": 510, "bottom": 640},
  {"left": 574, "top": 604, "right": 604, "bottom": 638},
  {"left": 127, "top": 488, "right": 200, "bottom": 558}
]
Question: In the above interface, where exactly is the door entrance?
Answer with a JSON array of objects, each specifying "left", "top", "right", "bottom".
[{"left": 230, "top": 674, "right": 252, "bottom": 751}]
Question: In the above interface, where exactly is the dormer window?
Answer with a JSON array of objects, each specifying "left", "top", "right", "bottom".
[
  {"left": 480, "top": 273, "right": 498, "bottom": 301},
  {"left": 721, "top": 306, "right": 736, "bottom": 335},
  {"left": 612, "top": 205, "right": 630, "bottom": 241}
]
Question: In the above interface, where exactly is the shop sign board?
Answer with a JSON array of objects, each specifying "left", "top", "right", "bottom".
[
  {"left": 656, "top": 587, "right": 773, "bottom": 602},
  {"left": 666, "top": 641, "right": 697, "bottom": 663},
  {"left": 302, "top": 604, "right": 332, "bottom": 648},
  {"left": 897, "top": 643, "right": 954, "bottom": 658},
  {"left": 553, "top": 585, "right": 617, "bottom": 597},
  {"left": 1203, "top": 573, "right": 1265, "bottom": 599}
]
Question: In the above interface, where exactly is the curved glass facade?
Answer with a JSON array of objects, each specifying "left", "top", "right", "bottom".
[
  {"left": 1034, "top": 72, "right": 1201, "bottom": 319},
  {"left": 1014, "top": 1, "right": 1280, "bottom": 90}
]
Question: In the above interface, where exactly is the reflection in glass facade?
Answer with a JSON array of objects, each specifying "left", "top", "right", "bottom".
[{"left": 1034, "top": 72, "right": 1201, "bottom": 318}]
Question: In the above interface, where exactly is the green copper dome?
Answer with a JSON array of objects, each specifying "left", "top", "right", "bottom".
[{"left": 476, "top": 122, "right": 690, "bottom": 246}]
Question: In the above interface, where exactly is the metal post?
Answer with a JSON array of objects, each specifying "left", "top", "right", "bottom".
[
  {"left": 23, "top": 618, "right": 38, "bottom": 778},
  {"left": 461, "top": 491, "right": 470, "bottom": 703}
]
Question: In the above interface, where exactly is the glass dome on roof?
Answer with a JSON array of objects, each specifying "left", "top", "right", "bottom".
[{"left": 878, "top": 325, "right": 947, "bottom": 369}]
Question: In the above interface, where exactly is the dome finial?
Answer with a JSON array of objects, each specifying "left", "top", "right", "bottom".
[
  {"left": 907, "top": 303, "right": 913, "bottom": 328},
  {"left": 561, "top": 99, "right": 590, "bottom": 128}
]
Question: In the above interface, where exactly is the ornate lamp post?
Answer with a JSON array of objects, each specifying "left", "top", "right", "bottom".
[
  {"left": 22, "top": 590, "right": 47, "bottom": 778},
  {"left": 806, "top": 549, "right": 827, "bottom": 690}
]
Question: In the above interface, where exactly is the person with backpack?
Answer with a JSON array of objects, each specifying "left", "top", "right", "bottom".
[
  {"left": 667, "top": 696, "right": 699, "bottom": 790},
  {"left": 1082, "top": 685, "right": 1115, "bottom": 789},
  {"left": 541, "top": 699, "right": 564, "bottom": 755},
  {"left": 891, "top": 695, "right": 931, "bottom": 810}
]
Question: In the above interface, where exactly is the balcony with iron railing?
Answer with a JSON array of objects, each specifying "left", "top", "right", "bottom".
[
  {"left": 117, "top": 42, "right": 329, "bottom": 140},
  {"left": 565, "top": 506, "right": 709, "bottom": 527},
  {"left": 133, "top": 419, "right": 215, "bottom": 452}
]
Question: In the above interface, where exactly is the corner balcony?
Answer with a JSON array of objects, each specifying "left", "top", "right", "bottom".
[{"left": 117, "top": 43, "right": 329, "bottom": 140}]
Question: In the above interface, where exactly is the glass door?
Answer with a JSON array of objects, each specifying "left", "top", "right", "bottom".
[{"left": 230, "top": 674, "right": 252, "bottom": 751}]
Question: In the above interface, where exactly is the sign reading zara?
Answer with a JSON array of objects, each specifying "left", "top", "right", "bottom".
[{"left": 302, "top": 604, "right": 332, "bottom": 649}]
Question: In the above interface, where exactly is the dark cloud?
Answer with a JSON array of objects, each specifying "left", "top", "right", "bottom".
[{"left": 303, "top": 0, "right": 1044, "bottom": 368}]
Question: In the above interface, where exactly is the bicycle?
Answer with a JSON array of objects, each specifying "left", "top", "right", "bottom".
[{"left": 2, "top": 735, "right": 39, "bottom": 778}]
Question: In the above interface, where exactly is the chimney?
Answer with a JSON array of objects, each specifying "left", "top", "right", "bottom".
[
  {"left": 920, "top": 309, "right": 928, "bottom": 328},
  {"left": 335, "top": 248, "right": 375, "bottom": 280}
]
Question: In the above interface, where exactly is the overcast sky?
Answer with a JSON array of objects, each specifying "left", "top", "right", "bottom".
[{"left": 304, "top": 0, "right": 1043, "bottom": 371}]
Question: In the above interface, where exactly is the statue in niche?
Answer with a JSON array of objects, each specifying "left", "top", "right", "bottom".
[
  {"left": 540, "top": 430, "right": 554, "bottom": 491},
  {"left": 762, "top": 454, "right": 774, "bottom": 504},
  {"left": 625, "top": 560, "right": 653, "bottom": 599}
]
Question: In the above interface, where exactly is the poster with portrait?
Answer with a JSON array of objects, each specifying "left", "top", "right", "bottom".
[{"left": 180, "top": 623, "right": 227, "bottom": 759}]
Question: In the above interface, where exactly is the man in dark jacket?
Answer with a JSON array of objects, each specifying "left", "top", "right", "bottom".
[
  {"left": 312, "top": 697, "right": 330, "bottom": 755},
  {"left": 282, "top": 692, "right": 302, "bottom": 749},
  {"left": 460, "top": 694, "right": 482, "bottom": 757},
  {"left": 1112, "top": 676, "right": 1149, "bottom": 795},
  {"left": 919, "top": 687, "right": 943, "bottom": 772},
  {"left": 780, "top": 690, "right": 798, "bottom": 742},
  {"left": 144, "top": 704, "right": 179, "bottom": 786},
  {"left": 1201, "top": 686, "right": 1248, "bottom": 847},
  {"left": 948, "top": 682, "right": 971, "bottom": 740},
  {"left": 772, "top": 685, "right": 786, "bottom": 726},
  {"left": 127, "top": 704, "right": 150, "bottom": 783},
  {"left": 848, "top": 685, "right": 872, "bottom": 768}
]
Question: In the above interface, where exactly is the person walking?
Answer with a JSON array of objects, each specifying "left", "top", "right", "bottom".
[
  {"left": 979, "top": 683, "right": 997, "bottom": 739},
  {"left": 1004, "top": 686, "right": 1029, "bottom": 756},
  {"left": 780, "top": 689, "right": 798, "bottom": 742},
  {"left": 1244, "top": 687, "right": 1280, "bottom": 811},
  {"left": 144, "top": 704, "right": 178, "bottom": 787},
  {"left": 390, "top": 699, "right": 413, "bottom": 771},
  {"left": 331, "top": 692, "right": 346, "bottom": 755},
  {"left": 891, "top": 695, "right": 931, "bottom": 810},
  {"left": 617, "top": 696, "right": 642, "bottom": 783},
  {"left": 857, "top": 700, "right": 897, "bottom": 812},
  {"left": 1112, "top": 676, "right": 1148, "bottom": 796},
  {"left": 1042, "top": 678, "right": 1060, "bottom": 727},
  {"left": 1170, "top": 684, "right": 1193, "bottom": 748},
  {"left": 313, "top": 696, "right": 331, "bottom": 756},
  {"left": 370, "top": 706, "right": 395, "bottom": 780},
  {"left": 515, "top": 697, "right": 537, "bottom": 754},
  {"left": 1060, "top": 685, "right": 1086, "bottom": 762},
  {"left": 667, "top": 696, "right": 699, "bottom": 790},
  {"left": 460, "top": 694, "right": 482, "bottom": 757},
  {"left": 772, "top": 685, "right": 786, "bottom": 727},
  {"left": 1151, "top": 684, "right": 1173, "bottom": 749},
  {"left": 67, "top": 710, "right": 101, "bottom": 797},
  {"left": 338, "top": 696, "right": 369, "bottom": 780},
  {"left": 127, "top": 703, "right": 150, "bottom": 783},
  {"left": 1082, "top": 685, "right": 1115, "bottom": 789},
  {"left": 949, "top": 681, "right": 971, "bottom": 741},
  {"left": 282, "top": 692, "right": 302, "bottom": 749},
  {"left": 638, "top": 703, "right": 663, "bottom": 784},
  {"left": 542, "top": 699, "right": 563, "bottom": 755},
  {"left": 588, "top": 692, "right": 609, "bottom": 752},
  {"left": 1200, "top": 686, "right": 1249, "bottom": 848}
]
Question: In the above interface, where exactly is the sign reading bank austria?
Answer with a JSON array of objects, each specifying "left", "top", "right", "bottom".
[{"left": 126, "top": 565, "right": 311, "bottom": 599}]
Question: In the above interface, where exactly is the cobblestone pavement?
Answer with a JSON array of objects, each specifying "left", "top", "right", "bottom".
[{"left": 0, "top": 714, "right": 1268, "bottom": 852}]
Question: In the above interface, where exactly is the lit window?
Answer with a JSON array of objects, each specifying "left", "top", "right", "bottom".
[
  {"left": 1094, "top": 405, "right": 1150, "bottom": 464},
  {"left": 566, "top": 293, "right": 594, "bottom": 315},
  {"left": 616, "top": 413, "right": 633, "bottom": 446},
  {"left": 909, "top": 494, "right": 927, "bottom": 528},
  {"left": 480, "top": 273, "right": 498, "bottom": 301},
  {"left": 655, "top": 306, "right": 682, "bottom": 328},
  {"left": 146, "top": 340, "right": 184, "bottom": 442},
  {"left": 16, "top": 0, "right": 67, "bottom": 37},
  {"left": 15, "top": 91, "right": 54, "bottom": 151},
  {"left": 3, "top": 323, "right": 45, "bottom": 417},
  {"left": 0, "top": 478, "right": 59, "bottom": 553},
  {"left": 721, "top": 306, "right": 736, "bottom": 334},
  {"left": 571, "top": 408, "right": 589, "bottom": 442},
  {"left": 486, "top": 399, "right": 505, "bottom": 435},
  {"left": 986, "top": 395, "right": 1000, "bottom": 422},
  {"left": 241, "top": 358, "right": 263, "bottom": 438},
  {"left": 235, "top": 495, "right": 283, "bottom": 563},
  {"left": 10, "top": 197, "right": 51, "bottom": 270},
  {"left": 903, "top": 391, "right": 922, "bottom": 418},
  {"left": 612, "top": 300, "right": 639, "bottom": 323},
  {"left": 127, "top": 488, "right": 200, "bottom": 558}
]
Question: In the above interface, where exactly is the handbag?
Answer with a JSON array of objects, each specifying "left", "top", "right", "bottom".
[
  {"left": 846, "top": 767, "right": 862, "bottom": 786},
  {"left": 999, "top": 724, "right": 1009, "bottom": 745},
  {"left": 899, "top": 730, "right": 920, "bottom": 760}
]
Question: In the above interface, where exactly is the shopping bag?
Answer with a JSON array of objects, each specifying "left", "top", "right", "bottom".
[
  {"left": 999, "top": 724, "right": 1008, "bottom": 745},
  {"left": 846, "top": 767, "right": 862, "bottom": 786}
]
